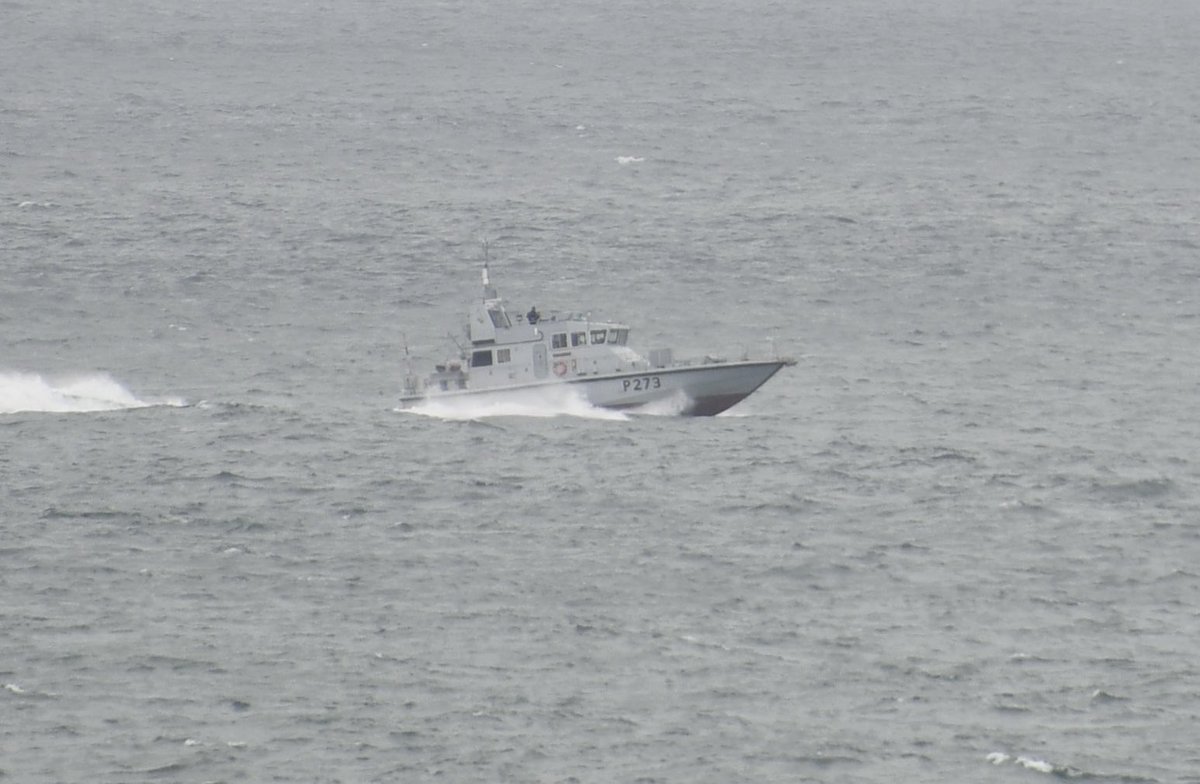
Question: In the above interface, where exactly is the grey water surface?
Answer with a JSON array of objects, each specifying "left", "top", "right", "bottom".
[{"left": 3, "top": 1, "right": 1199, "bottom": 781}]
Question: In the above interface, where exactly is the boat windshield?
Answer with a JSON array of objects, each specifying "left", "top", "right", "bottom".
[{"left": 591, "top": 329, "right": 607, "bottom": 344}]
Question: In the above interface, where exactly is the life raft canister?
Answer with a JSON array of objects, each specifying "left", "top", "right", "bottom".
[{"left": 553, "top": 360, "right": 568, "bottom": 377}]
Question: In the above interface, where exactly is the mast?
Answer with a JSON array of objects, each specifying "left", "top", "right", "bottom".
[{"left": 481, "top": 242, "right": 497, "bottom": 300}]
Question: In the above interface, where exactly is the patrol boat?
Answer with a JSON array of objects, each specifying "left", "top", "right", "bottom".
[{"left": 399, "top": 267, "right": 794, "bottom": 416}]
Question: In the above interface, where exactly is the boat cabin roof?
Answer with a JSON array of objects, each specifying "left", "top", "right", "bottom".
[{"left": 469, "top": 295, "right": 628, "bottom": 346}]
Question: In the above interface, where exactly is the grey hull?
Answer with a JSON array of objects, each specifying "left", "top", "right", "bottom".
[{"left": 399, "top": 359, "right": 791, "bottom": 416}]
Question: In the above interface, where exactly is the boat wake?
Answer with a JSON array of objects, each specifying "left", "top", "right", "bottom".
[
  {"left": 0, "top": 371, "right": 186, "bottom": 414},
  {"left": 400, "top": 385, "right": 629, "bottom": 421}
]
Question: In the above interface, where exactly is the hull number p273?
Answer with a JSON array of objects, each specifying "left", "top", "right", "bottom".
[{"left": 623, "top": 376, "right": 662, "bottom": 392}]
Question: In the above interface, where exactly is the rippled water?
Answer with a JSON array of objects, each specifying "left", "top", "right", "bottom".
[{"left": 4, "top": 1, "right": 1200, "bottom": 781}]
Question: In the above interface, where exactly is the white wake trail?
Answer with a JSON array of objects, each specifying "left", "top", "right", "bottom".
[{"left": 0, "top": 371, "right": 186, "bottom": 414}]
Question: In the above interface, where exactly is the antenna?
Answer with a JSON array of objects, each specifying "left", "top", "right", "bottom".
[
  {"left": 480, "top": 241, "right": 497, "bottom": 300},
  {"left": 400, "top": 332, "right": 419, "bottom": 395}
]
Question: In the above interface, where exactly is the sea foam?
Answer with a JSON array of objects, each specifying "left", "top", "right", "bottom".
[
  {"left": 401, "top": 384, "right": 627, "bottom": 421},
  {"left": 0, "top": 371, "right": 185, "bottom": 414}
]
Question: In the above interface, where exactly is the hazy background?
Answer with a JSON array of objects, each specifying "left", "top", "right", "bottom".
[{"left": 3, "top": 1, "right": 1199, "bottom": 781}]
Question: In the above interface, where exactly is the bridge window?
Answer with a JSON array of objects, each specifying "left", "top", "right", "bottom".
[
  {"left": 571, "top": 332, "right": 586, "bottom": 347},
  {"left": 552, "top": 333, "right": 568, "bottom": 349},
  {"left": 488, "top": 309, "right": 510, "bottom": 328},
  {"left": 609, "top": 328, "right": 628, "bottom": 345},
  {"left": 590, "top": 329, "right": 607, "bottom": 344},
  {"left": 497, "top": 349, "right": 511, "bottom": 363},
  {"left": 471, "top": 349, "right": 493, "bottom": 367}
]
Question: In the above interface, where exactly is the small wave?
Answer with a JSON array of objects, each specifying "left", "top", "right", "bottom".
[
  {"left": 41, "top": 507, "right": 127, "bottom": 521},
  {"left": 1091, "top": 477, "right": 1176, "bottom": 501},
  {"left": 0, "top": 371, "right": 186, "bottom": 414},
  {"left": 3, "top": 682, "right": 55, "bottom": 699},
  {"left": 986, "top": 752, "right": 1059, "bottom": 774},
  {"left": 985, "top": 751, "right": 1157, "bottom": 782}
]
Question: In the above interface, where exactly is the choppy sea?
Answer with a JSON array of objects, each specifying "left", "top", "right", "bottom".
[{"left": 3, "top": 1, "right": 1199, "bottom": 781}]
